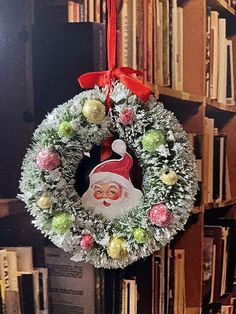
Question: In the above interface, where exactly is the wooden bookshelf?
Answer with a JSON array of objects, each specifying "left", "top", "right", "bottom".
[
  {"left": 158, "top": 86, "right": 204, "bottom": 103},
  {"left": 206, "top": 98, "right": 236, "bottom": 113},
  {"left": 0, "top": 1, "right": 236, "bottom": 313},
  {"left": 205, "top": 198, "right": 236, "bottom": 210},
  {"left": 0, "top": 199, "right": 26, "bottom": 218},
  {"left": 207, "top": 0, "right": 236, "bottom": 17}
]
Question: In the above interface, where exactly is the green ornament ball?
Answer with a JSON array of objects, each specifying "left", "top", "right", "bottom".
[
  {"left": 51, "top": 212, "right": 73, "bottom": 235},
  {"left": 133, "top": 227, "right": 149, "bottom": 244},
  {"left": 142, "top": 130, "right": 165, "bottom": 152},
  {"left": 160, "top": 170, "right": 179, "bottom": 186},
  {"left": 58, "top": 121, "right": 75, "bottom": 138},
  {"left": 82, "top": 99, "right": 106, "bottom": 124}
]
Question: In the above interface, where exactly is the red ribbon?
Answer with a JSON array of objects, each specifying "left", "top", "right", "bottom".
[
  {"left": 78, "top": 0, "right": 151, "bottom": 107},
  {"left": 78, "top": 0, "right": 151, "bottom": 160}
]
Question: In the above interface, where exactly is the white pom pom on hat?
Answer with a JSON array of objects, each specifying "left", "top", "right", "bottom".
[{"left": 112, "top": 139, "right": 127, "bottom": 156}]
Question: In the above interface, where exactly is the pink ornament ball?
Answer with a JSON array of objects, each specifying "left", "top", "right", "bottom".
[
  {"left": 36, "top": 149, "right": 60, "bottom": 171},
  {"left": 80, "top": 234, "right": 94, "bottom": 250},
  {"left": 149, "top": 204, "right": 173, "bottom": 227},
  {"left": 118, "top": 108, "right": 135, "bottom": 126}
]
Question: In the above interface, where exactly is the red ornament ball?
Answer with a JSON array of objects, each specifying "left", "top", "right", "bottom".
[
  {"left": 149, "top": 204, "right": 173, "bottom": 226},
  {"left": 80, "top": 234, "right": 94, "bottom": 250},
  {"left": 36, "top": 149, "right": 60, "bottom": 171},
  {"left": 118, "top": 108, "right": 135, "bottom": 126}
]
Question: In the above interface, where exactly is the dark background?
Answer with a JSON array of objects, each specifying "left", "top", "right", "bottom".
[{"left": 0, "top": 0, "right": 106, "bottom": 197}]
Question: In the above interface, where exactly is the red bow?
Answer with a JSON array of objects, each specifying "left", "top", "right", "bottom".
[{"left": 78, "top": 67, "right": 151, "bottom": 104}]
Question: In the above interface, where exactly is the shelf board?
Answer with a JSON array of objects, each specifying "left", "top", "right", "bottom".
[
  {"left": 206, "top": 99, "right": 236, "bottom": 113},
  {"left": 207, "top": 0, "right": 236, "bottom": 17},
  {"left": 0, "top": 198, "right": 26, "bottom": 218},
  {"left": 204, "top": 198, "right": 236, "bottom": 210},
  {"left": 157, "top": 86, "right": 204, "bottom": 104},
  {"left": 191, "top": 206, "right": 203, "bottom": 214}
]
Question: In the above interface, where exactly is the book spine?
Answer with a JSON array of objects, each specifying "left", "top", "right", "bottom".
[{"left": 93, "top": 24, "right": 106, "bottom": 71}]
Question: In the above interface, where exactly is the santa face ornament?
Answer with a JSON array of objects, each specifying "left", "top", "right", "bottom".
[{"left": 82, "top": 139, "right": 143, "bottom": 220}]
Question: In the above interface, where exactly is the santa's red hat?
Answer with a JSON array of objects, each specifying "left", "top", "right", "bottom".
[{"left": 89, "top": 140, "right": 134, "bottom": 191}]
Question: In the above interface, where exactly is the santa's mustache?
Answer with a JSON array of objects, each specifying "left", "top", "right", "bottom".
[{"left": 92, "top": 195, "right": 126, "bottom": 206}]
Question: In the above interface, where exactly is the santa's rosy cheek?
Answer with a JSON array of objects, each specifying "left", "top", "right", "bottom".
[
  {"left": 108, "top": 192, "right": 121, "bottom": 200},
  {"left": 94, "top": 192, "right": 102, "bottom": 200}
]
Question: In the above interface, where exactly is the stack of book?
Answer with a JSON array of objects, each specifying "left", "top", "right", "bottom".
[
  {"left": 0, "top": 247, "right": 48, "bottom": 314},
  {"left": 203, "top": 224, "right": 236, "bottom": 307},
  {"left": 206, "top": 10, "right": 235, "bottom": 105}
]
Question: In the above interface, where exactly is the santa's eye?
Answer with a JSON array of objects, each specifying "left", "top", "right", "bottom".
[{"left": 95, "top": 190, "right": 102, "bottom": 195}]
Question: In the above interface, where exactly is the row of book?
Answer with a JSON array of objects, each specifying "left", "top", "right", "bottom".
[
  {"left": 203, "top": 223, "right": 236, "bottom": 313},
  {"left": 228, "top": 0, "right": 236, "bottom": 8},
  {"left": 206, "top": 10, "right": 235, "bottom": 105},
  {"left": 0, "top": 246, "right": 97, "bottom": 314},
  {"left": 68, "top": 0, "right": 107, "bottom": 23},
  {"left": 204, "top": 118, "right": 231, "bottom": 205},
  {"left": 116, "top": 0, "right": 184, "bottom": 89},
  {"left": 101, "top": 245, "right": 187, "bottom": 314},
  {"left": 189, "top": 119, "right": 232, "bottom": 206},
  {"left": 0, "top": 247, "right": 48, "bottom": 314},
  {"left": 68, "top": 0, "right": 184, "bottom": 90}
]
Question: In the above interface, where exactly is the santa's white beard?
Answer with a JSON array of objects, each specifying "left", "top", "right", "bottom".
[{"left": 82, "top": 188, "right": 143, "bottom": 220}]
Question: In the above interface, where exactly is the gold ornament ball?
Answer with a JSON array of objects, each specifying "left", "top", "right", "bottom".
[
  {"left": 160, "top": 170, "right": 179, "bottom": 186},
  {"left": 82, "top": 99, "right": 106, "bottom": 124},
  {"left": 37, "top": 196, "right": 52, "bottom": 209},
  {"left": 107, "top": 237, "right": 127, "bottom": 259}
]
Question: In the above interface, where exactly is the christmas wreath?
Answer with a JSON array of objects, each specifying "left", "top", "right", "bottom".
[
  {"left": 19, "top": 0, "right": 197, "bottom": 268},
  {"left": 19, "top": 82, "right": 197, "bottom": 268}
]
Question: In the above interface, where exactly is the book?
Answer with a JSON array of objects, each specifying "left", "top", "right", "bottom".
[
  {"left": 155, "top": 0, "right": 163, "bottom": 86},
  {"left": 174, "top": 249, "right": 186, "bottom": 314},
  {"left": 210, "top": 11, "right": 219, "bottom": 100},
  {"left": 217, "top": 18, "right": 227, "bottom": 104},
  {"left": 206, "top": 7, "right": 211, "bottom": 98},
  {"left": 1, "top": 247, "right": 33, "bottom": 272},
  {"left": 203, "top": 236, "right": 216, "bottom": 304},
  {"left": 187, "top": 133, "right": 203, "bottom": 206},
  {"left": 226, "top": 39, "right": 235, "bottom": 105},
  {"left": 213, "top": 135, "right": 227, "bottom": 203},
  {"left": 146, "top": 0, "right": 154, "bottom": 83},
  {"left": 35, "top": 268, "right": 48, "bottom": 314},
  {"left": 121, "top": 278, "right": 137, "bottom": 314},
  {"left": 6, "top": 251, "right": 18, "bottom": 291},
  {"left": 176, "top": 6, "right": 183, "bottom": 91},
  {"left": 171, "top": 0, "right": 178, "bottom": 90},
  {"left": 204, "top": 226, "right": 228, "bottom": 302},
  {"left": 5, "top": 290, "right": 21, "bottom": 314},
  {"left": 0, "top": 281, "right": 4, "bottom": 314},
  {"left": 136, "top": 0, "right": 144, "bottom": 72},
  {"left": 204, "top": 118, "right": 214, "bottom": 204},
  {"left": 161, "top": 0, "right": 170, "bottom": 86},
  {"left": 0, "top": 250, "right": 10, "bottom": 302},
  {"left": 45, "top": 246, "right": 95, "bottom": 314},
  {"left": 18, "top": 272, "right": 35, "bottom": 314}
]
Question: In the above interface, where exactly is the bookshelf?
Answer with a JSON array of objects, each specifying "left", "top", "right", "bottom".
[{"left": 0, "top": 0, "right": 236, "bottom": 313}]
